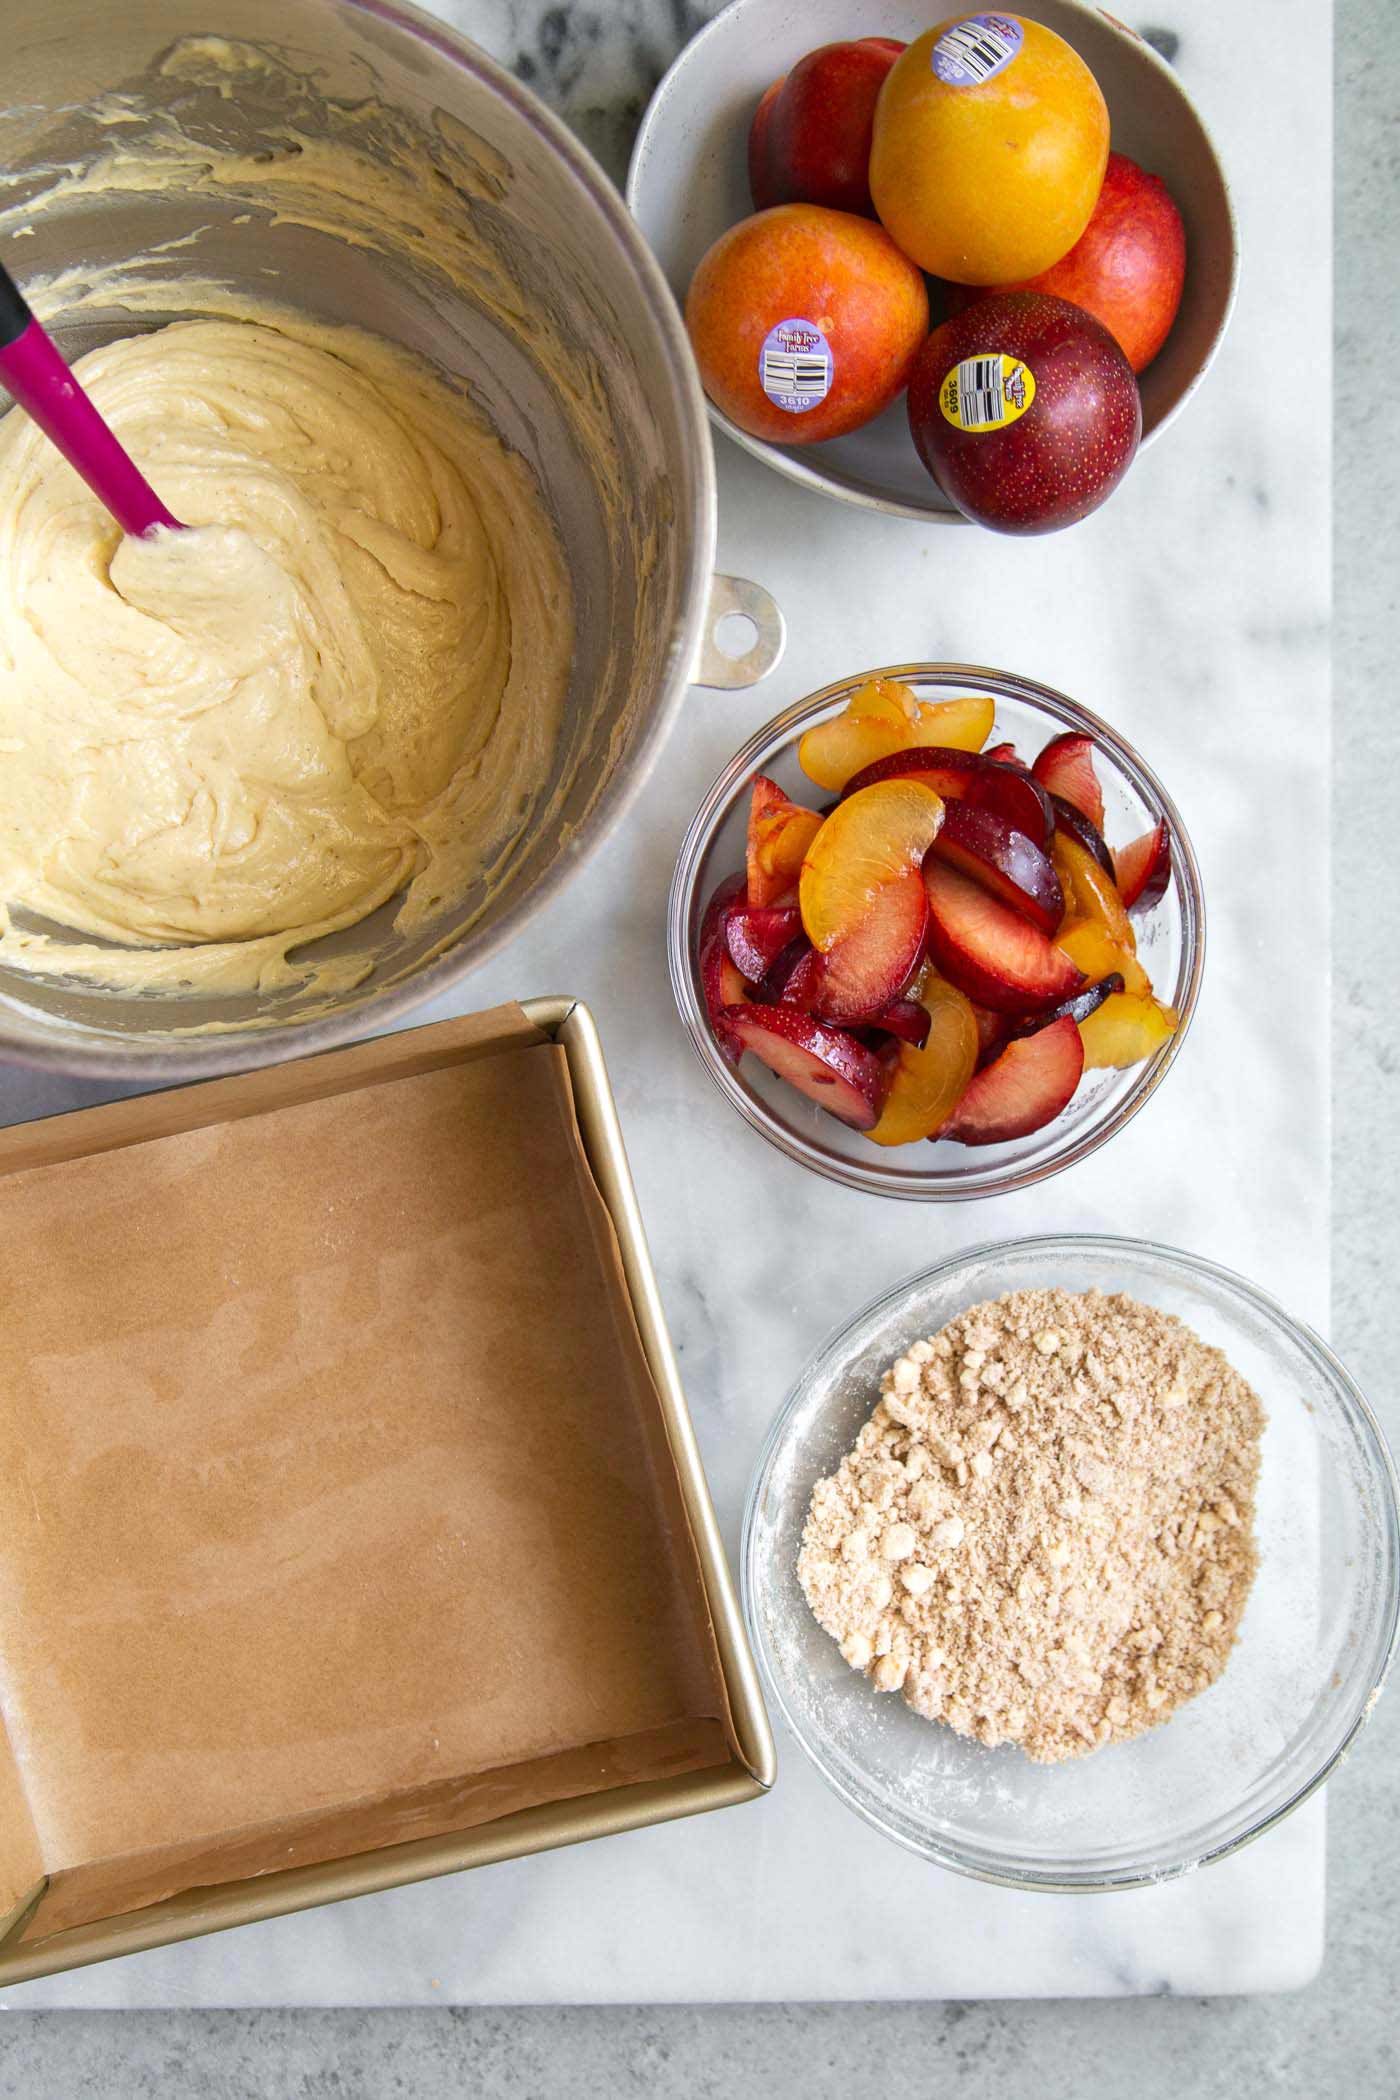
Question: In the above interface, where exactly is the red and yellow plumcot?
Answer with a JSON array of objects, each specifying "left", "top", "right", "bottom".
[
  {"left": 748, "top": 39, "right": 905, "bottom": 216},
  {"left": 907, "top": 291, "right": 1142, "bottom": 533},
  {"left": 686, "top": 205, "right": 928, "bottom": 444},
  {"left": 870, "top": 15, "right": 1109, "bottom": 284},
  {"left": 949, "top": 153, "right": 1187, "bottom": 374}
]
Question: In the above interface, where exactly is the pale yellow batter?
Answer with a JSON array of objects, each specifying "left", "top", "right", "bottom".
[{"left": 0, "top": 314, "right": 571, "bottom": 998}]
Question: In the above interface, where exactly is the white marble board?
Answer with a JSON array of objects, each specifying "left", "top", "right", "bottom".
[{"left": 1, "top": 0, "right": 1331, "bottom": 2005}]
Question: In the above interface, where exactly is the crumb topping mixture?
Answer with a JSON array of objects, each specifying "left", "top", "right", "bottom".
[{"left": 798, "top": 1288, "right": 1264, "bottom": 1762}]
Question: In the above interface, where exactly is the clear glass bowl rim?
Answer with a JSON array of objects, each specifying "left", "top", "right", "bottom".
[
  {"left": 741, "top": 1231, "right": 1400, "bottom": 1893},
  {"left": 667, "top": 664, "right": 1206, "bottom": 1201}
]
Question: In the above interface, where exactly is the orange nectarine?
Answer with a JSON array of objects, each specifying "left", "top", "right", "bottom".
[{"left": 685, "top": 204, "right": 928, "bottom": 444}]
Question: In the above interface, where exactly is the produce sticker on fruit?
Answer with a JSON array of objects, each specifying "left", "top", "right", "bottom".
[
  {"left": 931, "top": 13, "right": 1025, "bottom": 86},
  {"left": 940, "top": 354, "right": 1037, "bottom": 434},
  {"left": 758, "top": 318, "right": 834, "bottom": 413}
]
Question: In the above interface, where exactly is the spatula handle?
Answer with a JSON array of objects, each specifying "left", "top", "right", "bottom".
[{"left": 0, "top": 259, "right": 182, "bottom": 538}]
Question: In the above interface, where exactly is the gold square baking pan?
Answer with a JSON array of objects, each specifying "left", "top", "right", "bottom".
[{"left": 0, "top": 996, "right": 773, "bottom": 1987}]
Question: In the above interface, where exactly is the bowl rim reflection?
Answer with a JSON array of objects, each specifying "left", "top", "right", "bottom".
[
  {"left": 668, "top": 663, "right": 1206, "bottom": 1200},
  {"left": 740, "top": 1232, "right": 1400, "bottom": 1892}
]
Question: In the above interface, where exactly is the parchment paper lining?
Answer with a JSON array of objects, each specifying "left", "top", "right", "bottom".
[{"left": 0, "top": 1006, "right": 735, "bottom": 1946}]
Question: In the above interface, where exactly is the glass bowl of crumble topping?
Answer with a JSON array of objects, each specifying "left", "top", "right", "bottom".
[{"left": 741, "top": 1234, "right": 1400, "bottom": 1891}]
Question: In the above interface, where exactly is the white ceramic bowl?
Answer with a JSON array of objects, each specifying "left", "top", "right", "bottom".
[{"left": 628, "top": 0, "right": 1239, "bottom": 521}]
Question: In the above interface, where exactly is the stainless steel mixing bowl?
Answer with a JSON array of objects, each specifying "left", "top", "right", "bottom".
[{"left": 0, "top": 0, "right": 782, "bottom": 1077}]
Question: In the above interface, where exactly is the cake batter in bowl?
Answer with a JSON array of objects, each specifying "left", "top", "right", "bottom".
[
  {"left": 0, "top": 0, "right": 772, "bottom": 1074},
  {"left": 0, "top": 313, "right": 571, "bottom": 1004}
]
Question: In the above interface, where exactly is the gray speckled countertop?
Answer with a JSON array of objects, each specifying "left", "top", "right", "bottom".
[{"left": 0, "top": 0, "right": 1394, "bottom": 2089}]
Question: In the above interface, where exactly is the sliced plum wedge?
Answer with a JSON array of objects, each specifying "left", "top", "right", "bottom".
[
  {"left": 726, "top": 904, "right": 802, "bottom": 983},
  {"left": 1113, "top": 821, "right": 1172, "bottom": 913},
  {"left": 937, "top": 1015, "right": 1085, "bottom": 1146},
  {"left": 1004, "top": 973, "right": 1124, "bottom": 1039},
  {"left": 762, "top": 937, "right": 823, "bottom": 1008},
  {"left": 1052, "top": 829, "right": 1135, "bottom": 951},
  {"left": 702, "top": 936, "right": 753, "bottom": 1063},
  {"left": 868, "top": 995, "right": 932, "bottom": 1048},
  {"left": 840, "top": 745, "right": 1052, "bottom": 847},
  {"left": 841, "top": 744, "right": 987, "bottom": 803},
  {"left": 1080, "top": 991, "right": 1178, "bottom": 1070},
  {"left": 978, "top": 761, "right": 1055, "bottom": 847},
  {"left": 970, "top": 1000, "right": 1012, "bottom": 1068},
  {"left": 1049, "top": 793, "right": 1116, "bottom": 878},
  {"left": 720, "top": 1004, "right": 889, "bottom": 1131},
  {"left": 700, "top": 870, "right": 745, "bottom": 946},
  {"left": 797, "top": 681, "right": 921, "bottom": 794},
  {"left": 868, "top": 979, "right": 979, "bottom": 1146},
  {"left": 927, "top": 800, "right": 1064, "bottom": 935},
  {"left": 923, "top": 859, "right": 1083, "bottom": 1015},
  {"left": 747, "top": 774, "right": 822, "bottom": 908},
  {"left": 800, "top": 779, "right": 944, "bottom": 953},
  {"left": 1033, "top": 732, "right": 1105, "bottom": 832},
  {"left": 811, "top": 865, "right": 929, "bottom": 1025},
  {"left": 699, "top": 874, "right": 752, "bottom": 1063}
]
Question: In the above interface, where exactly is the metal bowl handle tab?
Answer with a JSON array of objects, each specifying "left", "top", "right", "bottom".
[{"left": 693, "top": 574, "right": 786, "bottom": 690}]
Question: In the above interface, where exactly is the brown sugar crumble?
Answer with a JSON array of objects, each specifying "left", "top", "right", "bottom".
[{"left": 797, "top": 1288, "right": 1265, "bottom": 1763}]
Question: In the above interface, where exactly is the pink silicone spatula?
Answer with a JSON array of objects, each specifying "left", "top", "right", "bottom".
[{"left": 0, "top": 258, "right": 182, "bottom": 537}]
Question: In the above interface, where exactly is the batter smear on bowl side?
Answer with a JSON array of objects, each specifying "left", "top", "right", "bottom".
[
  {"left": 0, "top": 313, "right": 571, "bottom": 1001},
  {"left": 798, "top": 1288, "right": 1264, "bottom": 1762}
]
